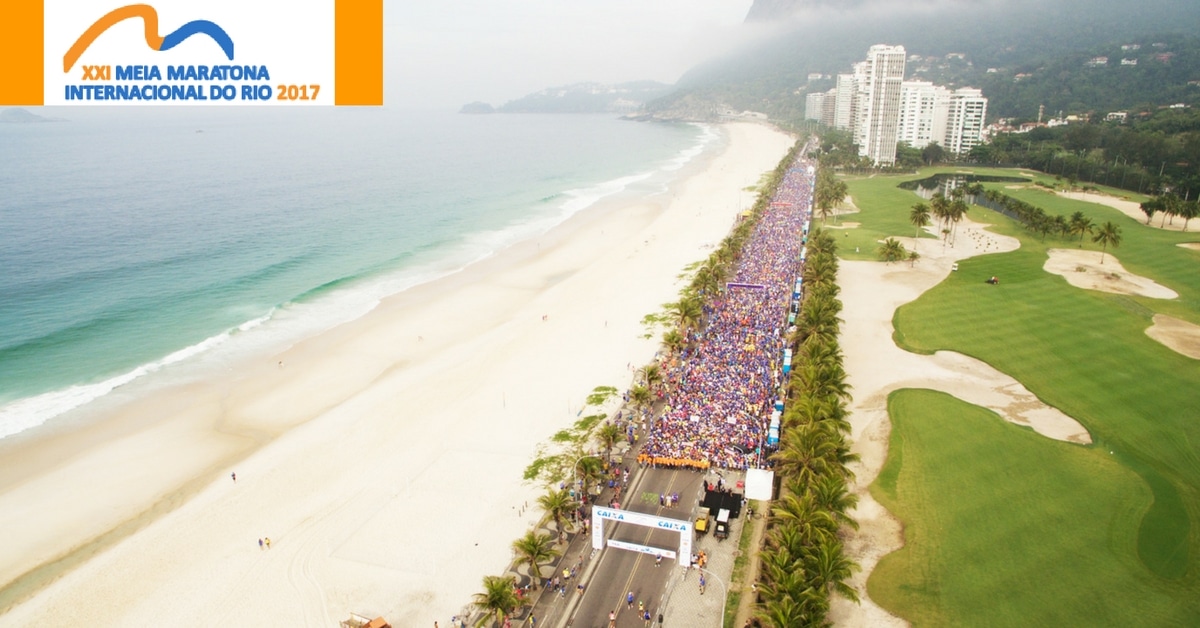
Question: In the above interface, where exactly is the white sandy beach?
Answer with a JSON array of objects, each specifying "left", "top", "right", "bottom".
[{"left": 0, "top": 123, "right": 794, "bottom": 627}]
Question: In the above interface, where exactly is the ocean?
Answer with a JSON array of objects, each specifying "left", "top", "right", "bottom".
[{"left": 0, "top": 108, "right": 716, "bottom": 439}]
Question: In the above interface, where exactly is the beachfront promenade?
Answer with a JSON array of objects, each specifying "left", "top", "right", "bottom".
[{"left": 479, "top": 149, "right": 817, "bottom": 627}]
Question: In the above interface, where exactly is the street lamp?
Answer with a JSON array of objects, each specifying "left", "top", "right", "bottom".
[
  {"left": 697, "top": 567, "right": 728, "bottom": 627},
  {"left": 568, "top": 452, "right": 604, "bottom": 505}
]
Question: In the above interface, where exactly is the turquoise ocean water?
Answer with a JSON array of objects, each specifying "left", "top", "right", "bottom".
[{"left": 0, "top": 109, "right": 716, "bottom": 439}]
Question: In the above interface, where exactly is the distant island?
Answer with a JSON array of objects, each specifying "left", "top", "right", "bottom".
[
  {"left": 462, "top": 81, "right": 675, "bottom": 115},
  {"left": 459, "top": 101, "right": 495, "bottom": 114},
  {"left": 0, "top": 108, "right": 64, "bottom": 123}
]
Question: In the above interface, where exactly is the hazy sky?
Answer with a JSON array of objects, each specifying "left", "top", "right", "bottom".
[{"left": 386, "top": 1, "right": 756, "bottom": 109}]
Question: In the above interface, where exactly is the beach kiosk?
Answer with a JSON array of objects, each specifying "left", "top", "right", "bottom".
[
  {"left": 768, "top": 410, "right": 781, "bottom": 446},
  {"left": 782, "top": 348, "right": 793, "bottom": 375}
]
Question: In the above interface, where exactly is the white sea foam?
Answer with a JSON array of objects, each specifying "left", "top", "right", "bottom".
[
  {"left": 0, "top": 123, "right": 720, "bottom": 440},
  {"left": 0, "top": 319, "right": 253, "bottom": 439}
]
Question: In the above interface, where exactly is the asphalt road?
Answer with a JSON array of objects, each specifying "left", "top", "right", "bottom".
[{"left": 567, "top": 466, "right": 706, "bottom": 627}]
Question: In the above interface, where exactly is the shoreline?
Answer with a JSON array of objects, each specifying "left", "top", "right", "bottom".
[{"left": 0, "top": 122, "right": 795, "bottom": 625}]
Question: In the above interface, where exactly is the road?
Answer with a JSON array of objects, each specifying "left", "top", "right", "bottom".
[{"left": 566, "top": 466, "right": 706, "bottom": 627}]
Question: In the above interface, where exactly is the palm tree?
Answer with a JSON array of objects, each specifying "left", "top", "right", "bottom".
[
  {"left": 595, "top": 423, "right": 622, "bottom": 460},
  {"left": 1092, "top": 221, "right": 1123, "bottom": 263},
  {"left": 669, "top": 296, "right": 703, "bottom": 334},
  {"left": 537, "top": 488, "right": 578, "bottom": 539},
  {"left": 948, "top": 198, "right": 969, "bottom": 245},
  {"left": 1140, "top": 198, "right": 1160, "bottom": 225},
  {"left": 908, "top": 250, "right": 921, "bottom": 267},
  {"left": 1069, "top": 211, "right": 1094, "bottom": 246},
  {"left": 473, "top": 574, "right": 519, "bottom": 627},
  {"left": 909, "top": 202, "right": 931, "bottom": 248},
  {"left": 805, "top": 540, "right": 860, "bottom": 603},
  {"left": 809, "top": 474, "right": 859, "bottom": 530},
  {"left": 1051, "top": 214, "right": 1070, "bottom": 239},
  {"left": 772, "top": 427, "right": 836, "bottom": 485},
  {"left": 755, "top": 589, "right": 827, "bottom": 628},
  {"left": 576, "top": 457, "right": 605, "bottom": 500},
  {"left": 511, "top": 531, "right": 560, "bottom": 589},
  {"left": 662, "top": 329, "right": 684, "bottom": 355},
  {"left": 1180, "top": 200, "right": 1199, "bottom": 232},
  {"left": 639, "top": 363, "right": 663, "bottom": 393},
  {"left": 877, "top": 237, "right": 907, "bottom": 264},
  {"left": 930, "top": 193, "right": 950, "bottom": 233},
  {"left": 629, "top": 385, "right": 652, "bottom": 412}
]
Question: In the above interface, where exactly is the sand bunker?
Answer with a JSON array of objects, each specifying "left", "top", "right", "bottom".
[
  {"left": 1146, "top": 314, "right": 1200, "bottom": 359},
  {"left": 1044, "top": 249, "right": 1178, "bottom": 299},
  {"left": 826, "top": 221, "right": 860, "bottom": 230},
  {"left": 1059, "top": 191, "right": 1197, "bottom": 232},
  {"left": 1178, "top": 243, "right": 1200, "bottom": 251}
]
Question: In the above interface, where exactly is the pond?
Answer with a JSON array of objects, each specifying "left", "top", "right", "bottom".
[{"left": 898, "top": 173, "right": 1029, "bottom": 198}]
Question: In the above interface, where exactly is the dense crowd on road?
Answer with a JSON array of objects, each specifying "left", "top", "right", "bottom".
[{"left": 639, "top": 159, "right": 815, "bottom": 471}]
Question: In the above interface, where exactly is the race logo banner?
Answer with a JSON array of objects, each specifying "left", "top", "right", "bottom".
[{"left": 0, "top": 0, "right": 382, "bottom": 106}]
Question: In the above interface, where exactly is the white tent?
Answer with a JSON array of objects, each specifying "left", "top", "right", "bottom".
[{"left": 744, "top": 468, "right": 775, "bottom": 501}]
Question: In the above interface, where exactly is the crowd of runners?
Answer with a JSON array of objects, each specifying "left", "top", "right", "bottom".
[{"left": 639, "top": 159, "right": 815, "bottom": 471}]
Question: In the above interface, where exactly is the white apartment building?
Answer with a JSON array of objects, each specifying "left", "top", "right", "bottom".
[
  {"left": 897, "top": 81, "right": 950, "bottom": 149},
  {"left": 805, "top": 91, "right": 825, "bottom": 122},
  {"left": 833, "top": 72, "right": 857, "bottom": 130},
  {"left": 943, "top": 88, "right": 988, "bottom": 155},
  {"left": 856, "top": 45, "right": 907, "bottom": 165}
]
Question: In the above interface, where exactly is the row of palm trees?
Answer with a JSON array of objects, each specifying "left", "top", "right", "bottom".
[
  {"left": 1140, "top": 193, "right": 1200, "bottom": 231},
  {"left": 971, "top": 188, "right": 1124, "bottom": 262},
  {"left": 815, "top": 168, "right": 849, "bottom": 224},
  {"left": 754, "top": 228, "right": 861, "bottom": 626},
  {"left": 472, "top": 142, "right": 813, "bottom": 626}
]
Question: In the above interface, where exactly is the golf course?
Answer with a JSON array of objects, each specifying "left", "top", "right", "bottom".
[{"left": 840, "top": 168, "right": 1200, "bottom": 625}]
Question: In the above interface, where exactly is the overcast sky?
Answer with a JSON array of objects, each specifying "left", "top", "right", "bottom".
[{"left": 385, "top": 1, "right": 756, "bottom": 110}]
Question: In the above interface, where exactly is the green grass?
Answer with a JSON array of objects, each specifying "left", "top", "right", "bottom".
[
  {"left": 869, "top": 390, "right": 1177, "bottom": 626},
  {"left": 847, "top": 165, "right": 1200, "bottom": 624}
]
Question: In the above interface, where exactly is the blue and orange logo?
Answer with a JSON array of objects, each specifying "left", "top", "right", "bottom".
[{"left": 63, "top": 4, "right": 233, "bottom": 73}]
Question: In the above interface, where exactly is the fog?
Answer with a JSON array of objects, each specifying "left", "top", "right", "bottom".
[{"left": 384, "top": 1, "right": 756, "bottom": 110}]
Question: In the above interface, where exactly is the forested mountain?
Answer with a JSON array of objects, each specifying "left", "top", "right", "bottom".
[{"left": 649, "top": 0, "right": 1200, "bottom": 124}]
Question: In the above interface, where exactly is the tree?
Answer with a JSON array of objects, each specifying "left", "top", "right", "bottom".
[
  {"left": 639, "top": 363, "right": 663, "bottom": 393},
  {"left": 1180, "top": 200, "right": 1199, "bottom": 232},
  {"left": 511, "top": 531, "right": 560, "bottom": 588},
  {"left": 473, "top": 575, "right": 519, "bottom": 627},
  {"left": 662, "top": 329, "right": 684, "bottom": 355},
  {"left": 1140, "top": 198, "right": 1160, "bottom": 225},
  {"left": 576, "top": 457, "right": 605, "bottom": 499},
  {"left": 668, "top": 297, "right": 703, "bottom": 334},
  {"left": 877, "top": 237, "right": 907, "bottom": 264},
  {"left": 921, "top": 142, "right": 946, "bottom": 165},
  {"left": 629, "top": 385, "right": 653, "bottom": 412},
  {"left": 805, "top": 540, "right": 860, "bottom": 603},
  {"left": 537, "top": 488, "right": 578, "bottom": 540},
  {"left": 1092, "top": 221, "right": 1123, "bottom": 263},
  {"left": 595, "top": 423, "right": 622, "bottom": 461},
  {"left": 1069, "top": 211, "right": 1094, "bottom": 245},
  {"left": 908, "top": 250, "right": 921, "bottom": 267},
  {"left": 909, "top": 202, "right": 931, "bottom": 248}
]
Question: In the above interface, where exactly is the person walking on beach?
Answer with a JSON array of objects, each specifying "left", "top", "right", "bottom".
[
  {"left": 231, "top": 472, "right": 236, "bottom": 483},
  {"left": 264, "top": 537, "right": 271, "bottom": 549},
  {"left": 258, "top": 538, "right": 263, "bottom": 550}
]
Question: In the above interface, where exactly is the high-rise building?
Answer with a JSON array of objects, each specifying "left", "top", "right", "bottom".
[
  {"left": 856, "top": 45, "right": 907, "bottom": 165},
  {"left": 944, "top": 88, "right": 988, "bottom": 155},
  {"left": 833, "top": 72, "right": 857, "bottom": 131},
  {"left": 897, "top": 81, "right": 950, "bottom": 150},
  {"left": 820, "top": 88, "right": 837, "bottom": 127},
  {"left": 805, "top": 91, "right": 826, "bottom": 122}
]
